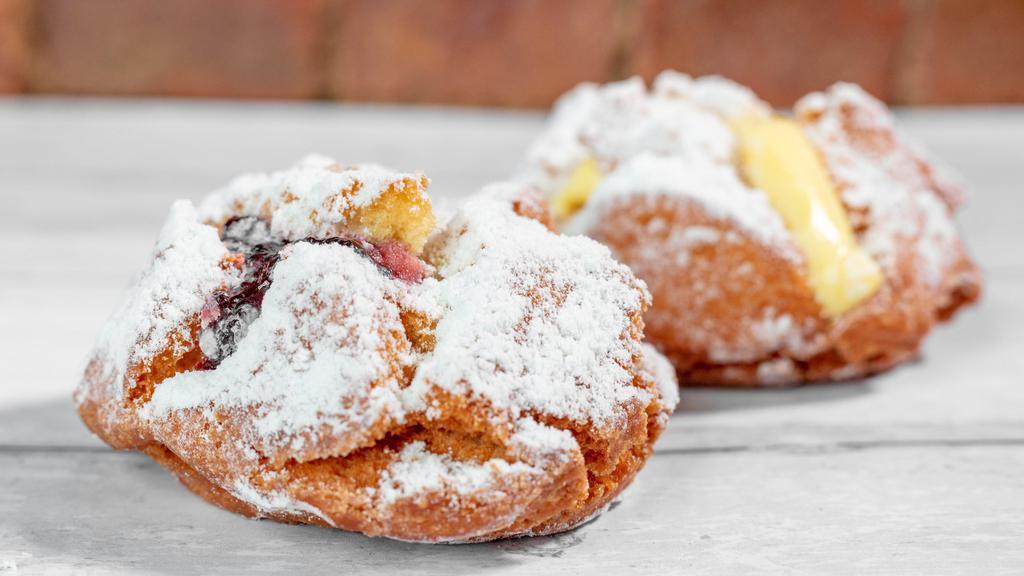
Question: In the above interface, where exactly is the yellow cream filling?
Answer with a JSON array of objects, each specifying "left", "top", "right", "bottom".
[
  {"left": 551, "top": 157, "right": 602, "bottom": 221},
  {"left": 732, "top": 116, "right": 882, "bottom": 316}
]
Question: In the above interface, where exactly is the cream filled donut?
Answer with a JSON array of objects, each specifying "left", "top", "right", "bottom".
[
  {"left": 75, "top": 156, "right": 677, "bottom": 542},
  {"left": 521, "top": 72, "right": 981, "bottom": 386}
]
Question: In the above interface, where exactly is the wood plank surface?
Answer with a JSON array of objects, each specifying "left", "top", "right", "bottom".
[{"left": 1, "top": 98, "right": 1021, "bottom": 575}]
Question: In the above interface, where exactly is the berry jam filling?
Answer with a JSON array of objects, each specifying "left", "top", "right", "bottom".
[{"left": 197, "top": 216, "right": 425, "bottom": 369}]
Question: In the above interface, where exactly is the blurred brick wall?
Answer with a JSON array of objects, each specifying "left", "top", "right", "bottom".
[{"left": 1, "top": 0, "right": 1022, "bottom": 107}]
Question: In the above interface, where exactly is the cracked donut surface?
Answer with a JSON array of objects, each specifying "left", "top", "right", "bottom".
[
  {"left": 521, "top": 72, "right": 981, "bottom": 386},
  {"left": 75, "top": 155, "right": 678, "bottom": 543}
]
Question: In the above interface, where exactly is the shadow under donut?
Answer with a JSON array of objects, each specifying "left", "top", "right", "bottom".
[{"left": 675, "top": 378, "right": 874, "bottom": 415}]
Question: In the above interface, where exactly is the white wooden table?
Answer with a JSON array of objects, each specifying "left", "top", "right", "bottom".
[{"left": 1, "top": 99, "right": 1022, "bottom": 575}]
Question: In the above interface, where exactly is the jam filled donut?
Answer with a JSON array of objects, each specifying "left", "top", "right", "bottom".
[
  {"left": 75, "top": 156, "right": 678, "bottom": 543},
  {"left": 521, "top": 72, "right": 981, "bottom": 386}
]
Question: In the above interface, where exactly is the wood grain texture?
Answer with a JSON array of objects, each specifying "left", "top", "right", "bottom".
[
  {"left": 0, "top": 99, "right": 1022, "bottom": 574},
  {"left": 2, "top": 438, "right": 1024, "bottom": 575}
]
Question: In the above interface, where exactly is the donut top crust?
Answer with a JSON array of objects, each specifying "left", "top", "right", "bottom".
[
  {"left": 564, "top": 153, "right": 799, "bottom": 262},
  {"left": 143, "top": 240, "right": 410, "bottom": 456},
  {"left": 77, "top": 158, "right": 673, "bottom": 526},
  {"left": 522, "top": 73, "right": 797, "bottom": 260},
  {"left": 652, "top": 70, "right": 772, "bottom": 121},
  {"left": 141, "top": 182, "right": 655, "bottom": 448},
  {"left": 524, "top": 71, "right": 970, "bottom": 300},
  {"left": 78, "top": 200, "right": 233, "bottom": 415},
  {"left": 198, "top": 154, "right": 434, "bottom": 249},
  {"left": 407, "top": 184, "right": 654, "bottom": 428},
  {"left": 525, "top": 75, "right": 737, "bottom": 174},
  {"left": 796, "top": 83, "right": 964, "bottom": 288}
]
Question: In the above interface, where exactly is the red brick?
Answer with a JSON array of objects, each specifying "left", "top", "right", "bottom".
[
  {"left": 0, "top": 0, "right": 30, "bottom": 93},
  {"left": 326, "top": 0, "right": 619, "bottom": 108},
  {"left": 33, "top": 0, "right": 322, "bottom": 99},
  {"left": 626, "top": 0, "right": 910, "bottom": 106},
  {"left": 901, "top": 0, "right": 1024, "bottom": 104}
]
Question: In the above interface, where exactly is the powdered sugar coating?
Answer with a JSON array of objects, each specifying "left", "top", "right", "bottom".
[
  {"left": 523, "top": 75, "right": 737, "bottom": 185},
  {"left": 796, "top": 83, "right": 964, "bottom": 288},
  {"left": 640, "top": 343, "right": 679, "bottom": 417},
  {"left": 230, "top": 477, "right": 338, "bottom": 528},
  {"left": 145, "top": 242, "right": 410, "bottom": 459},
  {"left": 75, "top": 201, "right": 233, "bottom": 406},
  {"left": 523, "top": 82, "right": 601, "bottom": 177},
  {"left": 373, "top": 441, "right": 540, "bottom": 506},
  {"left": 407, "top": 185, "right": 654, "bottom": 431},
  {"left": 755, "top": 358, "right": 799, "bottom": 387},
  {"left": 524, "top": 74, "right": 979, "bottom": 386},
  {"left": 198, "top": 154, "right": 429, "bottom": 242},
  {"left": 522, "top": 72, "right": 798, "bottom": 256},
  {"left": 565, "top": 153, "right": 798, "bottom": 262},
  {"left": 79, "top": 157, "right": 676, "bottom": 537},
  {"left": 653, "top": 70, "right": 772, "bottom": 120},
  {"left": 525, "top": 73, "right": 969, "bottom": 296}
]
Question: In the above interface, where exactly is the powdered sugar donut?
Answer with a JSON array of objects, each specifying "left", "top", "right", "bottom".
[
  {"left": 75, "top": 156, "right": 678, "bottom": 543},
  {"left": 521, "top": 72, "right": 981, "bottom": 386}
]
